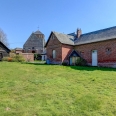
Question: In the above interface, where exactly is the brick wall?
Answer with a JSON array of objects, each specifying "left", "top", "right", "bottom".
[
  {"left": 62, "top": 44, "right": 74, "bottom": 63},
  {"left": 22, "top": 53, "right": 34, "bottom": 62},
  {"left": 16, "top": 50, "right": 23, "bottom": 54},
  {"left": 46, "top": 33, "right": 62, "bottom": 64},
  {"left": 46, "top": 33, "right": 116, "bottom": 67},
  {"left": 75, "top": 39, "right": 116, "bottom": 67}
]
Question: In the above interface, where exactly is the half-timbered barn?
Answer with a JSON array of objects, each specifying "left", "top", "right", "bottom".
[{"left": 23, "top": 30, "right": 45, "bottom": 54}]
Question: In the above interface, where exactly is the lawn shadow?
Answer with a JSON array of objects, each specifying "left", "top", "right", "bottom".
[
  {"left": 22, "top": 62, "right": 116, "bottom": 71},
  {"left": 69, "top": 65, "right": 116, "bottom": 72},
  {"left": 21, "top": 62, "right": 47, "bottom": 66}
]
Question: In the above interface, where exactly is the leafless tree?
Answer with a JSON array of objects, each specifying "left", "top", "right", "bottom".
[{"left": 0, "top": 28, "right": 9, "bottom": 47}]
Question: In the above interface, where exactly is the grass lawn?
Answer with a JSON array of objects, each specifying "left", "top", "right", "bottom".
[{"left": 0, "top": 62, "right": 116, "bottom": 116}]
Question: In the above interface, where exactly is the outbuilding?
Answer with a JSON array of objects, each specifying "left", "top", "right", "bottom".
[{"left": 0, "top": 41, "right": 10, "bottom": 60}]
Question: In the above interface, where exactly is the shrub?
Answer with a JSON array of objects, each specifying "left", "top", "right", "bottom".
[
  {"left": 8, "top": 52, "right": 25, "bottom": 62},
  {"left": 15, "top": 54, "right": 25, "bottom": 62},
  {"left": 10, "top": 53, "right": 16, "bottom": 58},
  {"left": 62, "top": 62, "right": 68, "bottom": 66},
  {"left": 34, "top": 53, "right": 42, "bottom": 60},
  {"left": 2, "top": 57, "right": 8, "bottom": 61},
  {"left": 7, "top": 57, "right": 13, "bottom": 62},
  {"left": 76, "top": 57, "right": 87, "bottom": 66}
]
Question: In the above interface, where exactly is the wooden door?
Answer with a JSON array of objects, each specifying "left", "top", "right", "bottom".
[{"left": 0, "top": 53, "right": 3, "bottom": 60}]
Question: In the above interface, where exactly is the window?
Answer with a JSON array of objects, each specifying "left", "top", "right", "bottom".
[
  {"left": 32, "top": 47, "right": 35, "bottom": 49},
  {"left": 52, "top": 50, "right": 56, "bottom": 58},
  {"left": 106, "top": 48, "right": 111, "bottom": 54}
]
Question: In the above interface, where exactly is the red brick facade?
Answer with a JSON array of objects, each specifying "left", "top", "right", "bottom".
[
  {"left": 46, "top": 33, "right": 116, "bottom": 67},
  {"left": 46, "top": 34, "right": 62, "bottom": 64},
  {"left": 62, "top": 44, "right": 74, "bottom": 63},
  {"left": 75, "top": 39, "right": 116, "bottom": 67}
]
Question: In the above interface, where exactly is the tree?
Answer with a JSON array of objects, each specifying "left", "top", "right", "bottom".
[{"left": 0, "top": 28, "right": 9, "bottom": 47}]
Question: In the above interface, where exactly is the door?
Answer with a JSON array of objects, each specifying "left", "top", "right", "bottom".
[
  {"left": 0, "top": 53, "right": 3, "bottom": 60},
  {"left": 70, "top": 57, "right": 78, "bottom": 65},
  {"left": 70, "top": 57, "right": 72, "bottom": 65},
  {"left": 92, "top": 50, "right": 97, "bottom": 66}
]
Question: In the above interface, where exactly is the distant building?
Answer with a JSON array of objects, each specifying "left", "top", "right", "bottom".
[
  {"left": 15, "top": 48, "right": 23, "bottom": 54},
  {"left": 23, "top": 30, "right": 45, "bottom": 54}
]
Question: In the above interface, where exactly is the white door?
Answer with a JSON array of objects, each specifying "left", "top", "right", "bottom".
[{"left": 92, "top": 50, "right": 98, "bottom": 66}]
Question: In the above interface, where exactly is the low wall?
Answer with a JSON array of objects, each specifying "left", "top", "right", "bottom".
[{"left": 22, "top": 53, "right": 34, "bottom": 62}]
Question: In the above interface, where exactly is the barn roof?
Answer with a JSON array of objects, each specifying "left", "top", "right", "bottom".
[
  {"left": 0, "top": 41, "right": 10, "bottom": 52},
  {"left": 74, "top": 26, "right": 116, "bottom": 45},
  {"left": 45, "top": 26, "right": 116, "bottom": 47},
  {"left": 53, "top": 32, "right": 75, "bottom": 45}
]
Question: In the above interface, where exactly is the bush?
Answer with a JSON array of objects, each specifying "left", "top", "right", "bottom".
[
  {"left": 76, "top": 57, "right": 87, "bottom": 66},
  {"left": 14, "top": 54, "right": 25, "bottom": 62},
  {"left": 2, "top": 52, "right": 25, "bottom": 62},
  {"left": 7, "top": 57, "right": 13, "bottom": 62},
  {"left": 34, "top": 53, "right": 42, "bottom": 60},
  {"left": 62, "top": 62, "right": 68, "bottom": 66},
  {"left": 2, "top": 57, "right": 8, "bottom": 61},
  {"left": 9, "top": 53, "right": 16, "bottom": 58},
  {"left": 4, "top": 52, "right": 25, "bottom": 62}
]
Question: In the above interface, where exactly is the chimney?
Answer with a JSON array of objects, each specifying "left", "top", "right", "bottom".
[{"left": 76, "top": 28, "right": 82, "bottom": 38}]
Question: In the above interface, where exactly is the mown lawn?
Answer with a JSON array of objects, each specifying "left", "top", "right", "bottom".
[{"left": 0, "top": 62, "right": 116, "bottom": 116}]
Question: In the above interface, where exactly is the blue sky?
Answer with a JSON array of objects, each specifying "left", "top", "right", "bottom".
[{"left": 0, "top": 0, "right": 116, "bottom": 48}]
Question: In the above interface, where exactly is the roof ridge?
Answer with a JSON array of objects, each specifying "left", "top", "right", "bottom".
[
  {"left": 53, "top": 31, "right": 74, "bottom": 37},
  {"left": 82, "top": 26, "right": 116, "bottom": 36},
  {"left": 34, "top": 30, "right": 43, "bottom": 35}
]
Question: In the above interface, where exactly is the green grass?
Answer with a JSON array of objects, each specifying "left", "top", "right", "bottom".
[{"left": 0, "top": 62, "right": 116, "bottom": 116}]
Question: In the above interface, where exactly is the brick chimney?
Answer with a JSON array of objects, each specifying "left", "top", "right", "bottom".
[{"left": 76, "top": 28, "right": 82, "bottom": 38}]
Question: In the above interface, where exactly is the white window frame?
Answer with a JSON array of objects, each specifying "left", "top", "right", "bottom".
[{"left": 52, "top": 50, "right": 56, "bottom": 58}]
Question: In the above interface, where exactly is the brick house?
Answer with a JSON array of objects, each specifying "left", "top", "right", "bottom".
[
  {"left": 0, "top": 41, "right": 10, "bottom": 60},
  {"left": 23, "top": 30, "right": 45, "bottom": 54},
  {"left": 45, "top": 26, "right": 116, "bottom": 67}
]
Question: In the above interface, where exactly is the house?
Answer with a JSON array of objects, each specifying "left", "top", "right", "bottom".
[
  {"left": 0, "top": 41, "right": 10, "bottom": 60},
  {"left": 23, "top": 30, "right": 45, "bottom": 54},
  {"left": 45, "top": 26, "right": 116, "bottom": 67},
  {"left": 15, "top": 48, "right": 23, "bottom": 54}
]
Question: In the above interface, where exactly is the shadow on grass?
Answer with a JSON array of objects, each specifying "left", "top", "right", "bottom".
[
  {"left": 69, "top": 65, "right": 116, "bottom": 71},
  {"left": 21, "top": 62, "right": 116, "bottom": 71},
  {"left": 21, "top": 62, "right": 47, "bottom": 65}
]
